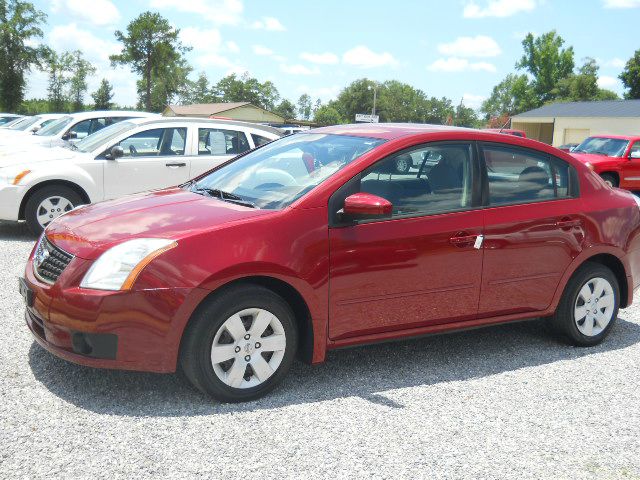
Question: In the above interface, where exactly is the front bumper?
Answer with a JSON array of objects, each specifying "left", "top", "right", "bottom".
[
  {"left": 23, "top": 251, "right": 208, "bottom": 373},
  {"left": 0, "top": 184, "right": 26, "bottom": 221}
]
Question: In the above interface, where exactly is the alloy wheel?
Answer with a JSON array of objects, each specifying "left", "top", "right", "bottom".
[
  {"left": 36, "top": 196, "right": 74, "bottom": 229},
  {"left": 210, "top": 308, "right": 287, "bottom": 389}
]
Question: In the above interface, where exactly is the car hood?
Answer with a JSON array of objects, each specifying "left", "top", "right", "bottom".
[
  {"left": 0, "top": 133, "right": 49, "bottom": 148},
  {"left": 570, "top": 152, "right": 618, "bottom": 165},
  {"left": 45, "top": 188, "right": 276, "bottom": 259},
  {"left": 0, "top": 145, "right": 79, "bottom": 168}
]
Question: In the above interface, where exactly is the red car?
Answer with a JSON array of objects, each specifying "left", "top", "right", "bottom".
[
  {"left": 570, "top": 135, "right": 640, "bottom": 189},
  {"left": 21, "top": 124, "right": 640, "bottom": 402},
  {"left": 483, "top": 128, "right": 527, "bottom": 138}
]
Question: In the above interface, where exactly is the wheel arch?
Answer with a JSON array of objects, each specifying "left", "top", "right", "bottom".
[
  {"left": 180, "top": 275, "right": 316, "bottom": 365},
  {"left": 19, "top": 180, "right": 91, "bottom": 220}
]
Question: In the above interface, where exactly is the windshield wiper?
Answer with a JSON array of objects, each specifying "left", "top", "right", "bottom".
[{"left": 191, "top": 186, "right": 257, "bottom": 208}]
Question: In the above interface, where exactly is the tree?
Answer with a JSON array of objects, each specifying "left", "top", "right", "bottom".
[
  {"left": 45, "top": 49, "right": 73, "bottom": 112},
  {"left": 0, "top": 0, "right": 48, "bottom": 111},
  {"left": 68, "top": 50, "right": 96, "bottom": 111},
  {"left": 516, "top": 31, "right": 574, "bottom": 105},
  {"left": 297, "top": 94, "right": 312, "bottom": 120},
  {"left": 313, "top": 105, "right": 342, "bottom": 126},
  {"left": 453, "top": 102, "right": 479, "bottom": 128},
  {"left": 481, "top": 74, "right": 536, "bottom": 120},
  {"left": 92, "top": 79, "right": 114, "bottom": 110},
  {"left": 620, "top": 49, "right": 640, "bottom": 99},
  {"left": 110, "top": 11, "right": 191, "bottom": 111},
  {"left": 138, "top": 56, "right": 192, "bottom": 111},
  {"left": 215, "top": 73, "right": 280, "bottom": 111},
  {"left": 181, "top": 72, "right": 217, "bottom": 104},
  {"left": 274, "top": 99, "right": 296, "bottom": 120}
]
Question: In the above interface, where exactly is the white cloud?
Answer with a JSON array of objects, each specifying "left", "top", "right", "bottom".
[
  {"left": 464, "top": 0, "right": 537, "bottom": 18},
  {"left": 462, "top": 93, "right": 487, "bottom": 109},
  {"left": 607, "top": 58, "right": 626, "bottom": 68},
  {"left": 437, "top": 35, "right": 502, "bottom": 58},
  {"left": 180, "top": 27, "right": 222, "bottom": 51},
  {"left": 342, "top": 46, "right": 399, "bottom": 68},
  {"left": 598, "top": 76, "right": 621, "bottom": 89},
  {"left": 226, "top": 41, "right": 240, "bottom": 53},
  {"left": 252, "top": 45, "right": 274, "bottom": 56},
  {"left": 250, "top": 16, "right": 286, "bottom": 31},
  {"left": 603, "top": 0, "right": 640, "bottom": 7},
  {"left": 280, "top": 64, "right": 320, "bottom": 75},
  {"left": 300, "top": 52, "right": 339, "bottom": 65},
  {"left": 51, "top": 0, "right": 120, "bottom": 26},
  {"left": 428, "top": 57, "right": 496, "bottom": 73},
  {"left": 149, "top": 0, "right": 244, "bottom": 25}
]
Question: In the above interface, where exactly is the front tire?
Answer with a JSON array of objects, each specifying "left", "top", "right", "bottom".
[
  {"left": 549, "top": 262, "right": 619, "bottom": 346},
  {"left": 179, "top": 284, "right": 298, "bottom": 402},
  {"left": 24, "top": 185, "right": 83, "bottom": 235}
]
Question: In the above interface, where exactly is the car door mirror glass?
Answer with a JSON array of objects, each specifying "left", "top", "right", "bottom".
[{"left": 343, "top": 193, "right": 392, "bottom": 220}]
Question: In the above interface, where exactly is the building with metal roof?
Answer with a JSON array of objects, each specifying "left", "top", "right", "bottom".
[
  {"left": 163, "top": 102, "right": 285, "bottom": 123},
  {"left": 511, "top": 100, "right": 640, "bottom": 146}
]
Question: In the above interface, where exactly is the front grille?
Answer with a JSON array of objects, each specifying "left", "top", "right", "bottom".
[{"left": 33, "top": 236, "right": 74, "bottom": 284}]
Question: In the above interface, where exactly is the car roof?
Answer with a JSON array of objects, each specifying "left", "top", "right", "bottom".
[
  {"left": 58, "top": 110, "right": 158, "bottom": 121},
  {"left": 308, "top": 123, "right": 487, "bottom": 140},
  {"left": 124, "top": 116, "right": 284, "bottom": 136}
]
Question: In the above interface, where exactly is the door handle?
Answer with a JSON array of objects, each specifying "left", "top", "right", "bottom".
[
  {"left": 165, "top": 162, "right": 186, "bottom": 167},
  {"left": 449, "top": 234, "right": 478, "bottom": 247},
  {"left": 556, "top": 218, "right": 582, "bottom": 229}
]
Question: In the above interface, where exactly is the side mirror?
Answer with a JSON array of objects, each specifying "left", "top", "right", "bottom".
[
  {"left": 106, "top": 145, "right": 124, "bottom": 160},
  {"left": 342, "top": 193, "right": 392, "bottom": 220},
  {"left": 62, "top": 131, "right": 78, "bottom": 141},
  {"left": 31, "top": 126, "right": 41, "bottom": 133},
  {"left": 630, "top": 151, "right": 640, "bottom": 159}
]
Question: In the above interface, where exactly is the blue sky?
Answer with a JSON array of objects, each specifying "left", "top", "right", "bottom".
[{"left": 27, "top": 0, "right": 640, "bottom": 110}]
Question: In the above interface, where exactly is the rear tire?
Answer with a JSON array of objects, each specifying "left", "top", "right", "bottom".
[
  {"left": 549, "top": 262, "right": 619, "bottom": 347},
  {"left": 600, "top": 173, "right": 618, "bottom": 188},
  {"left": 179, "top": 284, "right": 298, "bottom": 402},
  {"left": 24, "top": 185, "right": 83, "bottom": 235}
]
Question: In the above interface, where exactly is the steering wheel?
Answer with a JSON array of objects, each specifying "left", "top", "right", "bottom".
[{"left": 129, "top": 145, "right": 138, "bottom": 156}]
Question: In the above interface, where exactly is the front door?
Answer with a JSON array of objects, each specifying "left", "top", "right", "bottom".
[
  {"left": 620, "top": 140, "right": 640, "bottom": 189},
  {"left": 328, "top": 142, "right": 484, "bottom": 340},
  {"left": 103, "top": 127, "right": 190, "bottom": 199},
  {"left": 478, "top": 142, "right": 585, "bottom": 317}
]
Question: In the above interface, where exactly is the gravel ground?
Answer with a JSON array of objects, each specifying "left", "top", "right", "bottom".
[{"left": 1, "top": 220, "right": 639, "bottom": 479}]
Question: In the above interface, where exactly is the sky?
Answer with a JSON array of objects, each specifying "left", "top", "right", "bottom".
[{"left": 25, "top": 0, "right": 640, "bottom": 112}]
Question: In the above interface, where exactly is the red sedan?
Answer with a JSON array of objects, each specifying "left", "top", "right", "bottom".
[
  {"left": 570, "top": 134, "right": 640, "bottom": 189},
  {"left": 21, "top": 124, "right": 640, "bottom": 402}
]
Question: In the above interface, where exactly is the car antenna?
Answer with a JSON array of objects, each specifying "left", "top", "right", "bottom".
[{"left": 498, "top": 116, "right": 510, "bottom": 134}]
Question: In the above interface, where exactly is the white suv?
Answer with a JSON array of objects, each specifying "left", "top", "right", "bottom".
[
  {"left": 0, "top": 117, "right": 282, "bottom": 233},
  {"left": 0, "top": 111, "right": 156, "bottom": 150}
]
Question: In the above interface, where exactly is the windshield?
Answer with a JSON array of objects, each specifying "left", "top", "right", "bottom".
[
  {"left": 74, "top": 121, "right": 135, "bottom": 153},
  {"left": 36, "top": 116, "right": 73, "bottom": 136},
  {"left": 191, "top": 133, "right": 385, "bottom": 210},
  {"left": 574, "top": 137, "right": 629, "bottom": 157},
  {"left": 9, "top": 116, "right": 40, "bottom": 130}
]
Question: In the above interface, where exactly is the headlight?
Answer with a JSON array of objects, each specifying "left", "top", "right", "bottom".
[
  {"left": 80, "top": 238, "right": 177, "bottom": 291},
  {"left": 0, "top": 168, "right": 31, "bottom": 185}
]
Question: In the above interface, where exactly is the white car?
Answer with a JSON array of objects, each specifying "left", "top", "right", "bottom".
[
  {"left": 0, "top": 114, "right": 23, "bottom": 126},
  {"left": 0, "top": 117, "right": 283, "bottom": 233},
  {"left": 0, "top": 114, "right": 65, "bottom": 136},
  {"left": 0, "top": 110, "right": 156, "bottom": 150}
]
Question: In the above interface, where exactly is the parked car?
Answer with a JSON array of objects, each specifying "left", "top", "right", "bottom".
[
  {"left": 0, "top": 114, "right": 23, "bottom": 126},
  {"left": 0, "top": 117, "right": 283, "bottom": 233},
  {"left": 0, "top": 114, "right": 64, "bottom": 136},
  {"left": 0, "top": 111, "right": 156, "bottom": 150},
  {"left": 21, "top": 124, "right": 640, "bottom": 402},
  {"left": 557, "top": 143, "right": 578, "bottom": 152},
  {"left": 483, "top": 128, "right": 527, "bottom": 138},
  {"left": 569, "top": 135, "right": 640, "bottom": 188}
]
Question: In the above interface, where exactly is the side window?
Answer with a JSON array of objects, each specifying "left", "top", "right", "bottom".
[
  {"left": 630, "top": 141, "right": 640, "bottom": 158},
  {"left": 482, "top": 144, "right": 572, "bottom": 205},
  {"left": 198, "top": 128, "right": 250, "bottom": 155},
  {"left": 89, "top": 118, "right": 107, "bottom": 135},
  {"left": 70, "top": 119, "right": 91, "bottom": 139},
  {"left": 117, "top": 128, "right": 186, "bottom": 157},
  {"left": 251, "top": 133, "right": 272, "bottom": 147},
  {"left": 360, "top": 143, "right": 474, "bottom": 217}
]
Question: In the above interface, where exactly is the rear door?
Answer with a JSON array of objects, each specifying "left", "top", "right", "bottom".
[
  {"left": 189, "top": 127, "right": 251, "bottom": 178},
  {"left": 478, "top": 142, "right": 584, "bottom": 317},
  {"left": 102, "top": 126, "right": 190, "bottom": 198}
]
